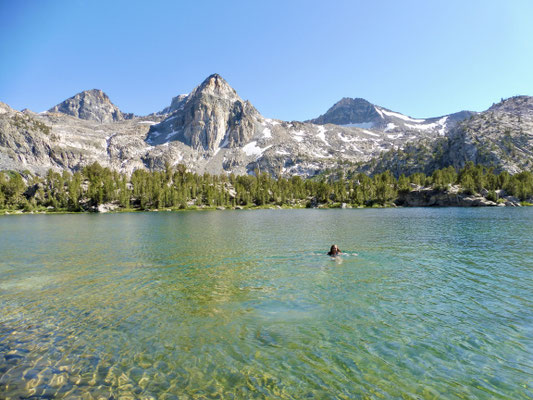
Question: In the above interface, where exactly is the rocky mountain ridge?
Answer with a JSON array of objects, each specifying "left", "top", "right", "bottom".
[
  {"left": 48, "top": 89, "right": 134, "bottom": 123},
  {"left": 1, "top": 75, "right": 531, "bottom": 178},
  {"left": 362, "top": 96, "right": 533, "bottom": 176},
  {"left": 308, "top": 97, "right": 475, "bottom": 137}
]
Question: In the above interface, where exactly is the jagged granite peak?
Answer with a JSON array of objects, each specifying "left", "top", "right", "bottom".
[
  {"left": 147, "top": 74, "right": 261, "bottom": 150},
  {"left": 48, "top": 89, "right": 133, "bottom": 123},
  {"left": 159, "top": 94, "right": 188, "bottom": 115},
  {"left": 194, "top": 73, "right": 237, "bottom": 96}
]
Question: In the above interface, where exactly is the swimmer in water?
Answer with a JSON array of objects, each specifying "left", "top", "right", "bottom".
[{"left": 327, "top": 244, "right": 341, "bottom": 256}]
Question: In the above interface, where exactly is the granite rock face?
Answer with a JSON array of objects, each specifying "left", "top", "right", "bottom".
[
  {"left": 48, "top": 89, "right": 133, "bottom": 123},
  {"left": 147, "top": 74, "right": 261, "bottom": 150},
  {"left": 159, "top": 94, "right": 188, "bottom": 115},
  {"left": 441, "top": 96, "right": 533, "bottom": 173},
  {"left": 0, "top": 103, "right": 54, "bottom": 173}
]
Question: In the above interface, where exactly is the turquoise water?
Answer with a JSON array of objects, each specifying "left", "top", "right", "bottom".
[{"left": 0, "top": 208, "right": 532, "bottom": 399}]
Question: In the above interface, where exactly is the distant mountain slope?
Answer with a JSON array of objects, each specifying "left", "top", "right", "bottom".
[
  {"left": 0, "top": 102, "right": 54, "bottom": 173},
  {"left": 48, "top": 89, "right": 133, "bottom": 123},
  {"left": 0, "top": 101, "right": 155, "bottom": 175},
  {"left": 361, "top": 96, "right": 533, "bottom": 176},
  {"left": 308, "top": 97, "right": 475, "bottom": 137}
]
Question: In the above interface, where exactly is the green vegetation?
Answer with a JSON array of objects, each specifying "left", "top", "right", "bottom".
[
  {"left": 1, "top": 162, "right": 532, "bottom": 213},
  {"left": 11, "top": 114, "right": 51, "bottom": 135}
]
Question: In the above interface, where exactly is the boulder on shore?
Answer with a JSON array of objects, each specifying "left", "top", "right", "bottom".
[
  {"left": 396, "top": 188, "right": 498, "bottom": 207},
  {"left": 97, "top": 203, "right": 119, "bottom": 213}
]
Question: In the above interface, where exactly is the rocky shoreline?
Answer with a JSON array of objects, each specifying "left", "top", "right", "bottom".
[
  {"left": 395, "top": 186, "right": 524, "bottom": 207},
  {"left": 1, "top": 196, "right": 529, "bottom": 216}
]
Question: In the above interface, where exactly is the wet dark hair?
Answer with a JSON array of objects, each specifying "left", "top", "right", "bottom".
[{"left": 328, "top": 244, "right": 340, "bottom": 255}]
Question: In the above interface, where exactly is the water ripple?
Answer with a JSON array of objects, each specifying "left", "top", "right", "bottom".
[{"left": 0, "top": 208, "right": 532, "bottom": 399}]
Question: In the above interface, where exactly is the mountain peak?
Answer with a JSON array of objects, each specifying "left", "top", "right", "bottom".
[
  {"left": 206, "top": 73, "right": 223, "bottom": 80},
  {"left": 308, "top": 97, "right": 380, "bottom": 126},
  {"left": 332, "top": 97, "right": 374, "bottom": 109},
  {"left": 192, "top": 73, "right": 237, "bottom": 99},
  {"left": 82, "top": 88, "right": 106, "bottom": 96},
  {"left": 159, "top": 74, "right": 239, "bottom": 115},
  {"left": 48, "top": 89, "right": 129, "bottom": 123},
  {"left": 148, "top": 74, "right": 260, "bottom": 150}
]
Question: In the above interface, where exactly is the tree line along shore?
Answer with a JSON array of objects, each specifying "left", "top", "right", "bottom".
[{"left": 0, "top": 162, "right": 532, "bottom": 214}]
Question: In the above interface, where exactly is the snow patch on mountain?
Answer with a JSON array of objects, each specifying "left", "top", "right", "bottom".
[
  {"left": 362, "top": 130, "right": 380, "bottom": 137},
  {"left": 405, "top": 123, "right": 438, "bottom": 131},
  {"left": 384, "top": 123, "right": 397, "bottom": 132},
  {"left": 262, "top": 127, "right": 272, "bottom": 138},
  {"left": 292, "top": 130, "right": 307, "bottom": 143},
  {"left": 381, "top": 109, "right": 425, "bottom": 123},
  {"left": 265, "top": 118, "right": 281, "bottom": 126},
  {"left": 438, "top": 116, "right": 448, "bottom": 135},
  {"left": 404, "top": 116, "right": 449, "bottom": 133},
  {"left": 242, "top": 141, "right": 271, "bottom": 157},
  {"left": 165, "top": 131, "right": 179, "bottom": 140},
  {"left": 387, "top": 133, "right": 404, "bottom": 139},
  {"left": 316, "top": 126, "right": 328, "bottom": 145}
]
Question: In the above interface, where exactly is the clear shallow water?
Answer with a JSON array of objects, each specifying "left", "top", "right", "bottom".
[{"left": 0, "top": 208, "right": 532, "bottom": 399}]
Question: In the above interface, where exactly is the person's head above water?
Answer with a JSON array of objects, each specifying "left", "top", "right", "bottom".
[{"left": 328, "top": 244, "right": 341, "bottom": 256}]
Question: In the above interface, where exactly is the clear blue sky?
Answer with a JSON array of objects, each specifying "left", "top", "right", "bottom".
[{"left": 1, "top": 0, "right": 532, "bottom": 120}]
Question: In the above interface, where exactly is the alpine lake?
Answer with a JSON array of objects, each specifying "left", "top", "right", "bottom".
[{"left": 0, "top": 208, "right": 532, "bottom": 399}]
